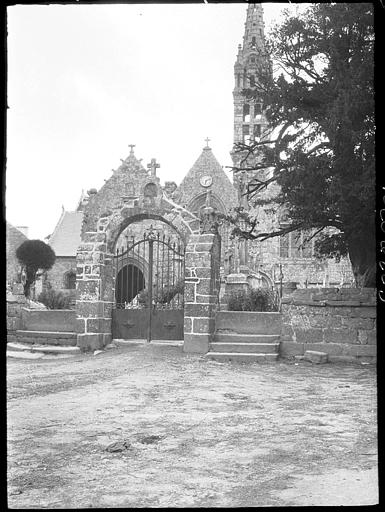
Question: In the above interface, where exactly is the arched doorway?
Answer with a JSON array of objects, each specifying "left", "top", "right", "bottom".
[
  {"left": 115, "top": 264, "right": 145, "bottom": 306},
  {"left": 111, "top": 219, "right": 185, "bottom": 342}
]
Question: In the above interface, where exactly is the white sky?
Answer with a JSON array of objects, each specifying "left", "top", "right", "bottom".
[{"left": 6, "top": 2, "right": 296, "bottom": 240}]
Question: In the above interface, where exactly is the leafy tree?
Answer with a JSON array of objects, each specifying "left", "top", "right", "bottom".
[
  {"left": 228, "top": 3, "right": 375, "bottom": 287},
  {"left": 16, "top": 240, "right": 56, "bottom": 297}
]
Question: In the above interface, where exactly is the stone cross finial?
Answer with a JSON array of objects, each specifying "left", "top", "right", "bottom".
[
  {"left": 147, "top": 158, "right": 160, "bottom": 177},
  {"left": 128, "top": 144, "right": 136, "bottom": 154},
  {"left": 204, "top": 137, "right": 211, "bottom": 148}
]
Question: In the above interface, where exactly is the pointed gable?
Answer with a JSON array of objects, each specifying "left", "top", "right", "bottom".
[
  {"left": 48, "top": 211, "right": 84, "bottom": 257},
  {"left": 177, "top": 145, "right": 237, "bottom": 214}
]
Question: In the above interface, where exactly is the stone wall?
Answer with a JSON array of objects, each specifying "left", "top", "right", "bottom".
[
  {"left": 45, "top": 257, "right": 77, "bottom": 293},
  {"left": 7, "top": 284, "right": 28, "bottom": 343},
  {"left": 183, "top": 233, "right": 221, "bottom": 353},
  {"left": 280, "top": 288, "right": 376, "bottom": 363}
]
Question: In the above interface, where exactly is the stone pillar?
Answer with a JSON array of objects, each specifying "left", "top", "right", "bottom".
[
  {"left": 75, "top": 217, "right": 114, "bottom": 351},
  {"left": 183, "top": 233, "right": 221, "bottom": 354}
]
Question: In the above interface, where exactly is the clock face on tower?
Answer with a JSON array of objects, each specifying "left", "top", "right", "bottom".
[{"left": 200, "top": 175, "right": 213, "bottom": 188}]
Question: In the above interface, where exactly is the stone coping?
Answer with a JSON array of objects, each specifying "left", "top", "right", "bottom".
[{"left": 281, "top": 298, "right": 376, "bottom": 307}]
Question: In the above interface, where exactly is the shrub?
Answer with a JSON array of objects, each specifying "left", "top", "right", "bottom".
[
  {"left": 227, "top": 288, "right": 278, "bottom": 312},
  {"left": 137, "top": 279, "right": 184, "bottom": 306},
  {"left": 38, "top": 288, "right": 72, "bottom": 309},
  {"left": 16, "top": 239, "right": 56, "bottom": 297}
]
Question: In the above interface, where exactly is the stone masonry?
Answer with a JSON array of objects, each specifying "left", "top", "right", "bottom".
[
  {"left": 183, "top": 233, "right": 221, "bottom": 354},
  {"left": 75, "top": 217, "right": 114, "bottom": 351},
  {"left": 7, "top": 284, "right": 28, "bottom": 343},
  {"left": 280, "top": 288, "right": 377, "bottom": 363}
]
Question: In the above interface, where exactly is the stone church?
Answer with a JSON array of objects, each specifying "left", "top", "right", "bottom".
[{"left": 44, "top": 2, "right": 353, "bottom": 305}]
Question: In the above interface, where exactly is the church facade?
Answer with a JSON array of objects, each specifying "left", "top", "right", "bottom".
[{"left": 44, "top": 2, "right": 353, "bottom": 306}]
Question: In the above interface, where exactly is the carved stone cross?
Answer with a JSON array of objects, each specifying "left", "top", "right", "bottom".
[
  {"left": 147, "top": 158, "right": 160, "bottom": 177},
  {"left": 205, "top": 137, "right": 211, "bottom": 148},
  {"left": 128, "top": 144, "right": 136, "bottom": 154}
]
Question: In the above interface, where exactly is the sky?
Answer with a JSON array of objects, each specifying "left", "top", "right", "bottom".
[{"left": 6, "top": 2, "right": 298, "bottom": 240}]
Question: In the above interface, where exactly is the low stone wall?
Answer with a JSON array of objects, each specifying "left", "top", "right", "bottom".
[
  {"left": 21, "top": 309, "right": 77, "bottom": 332},
  {"left": 7, "top": 284, "right": 28, "bottom": 343},
  {"left": 280, "top": 288, "right": 376, "bottom": 363}
]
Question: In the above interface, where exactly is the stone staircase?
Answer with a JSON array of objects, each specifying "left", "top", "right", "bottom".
[
  {"left": 7, "top": 331, "right": 81, "bottom": 359},
  {"left": 206, "top": 311, "right": 282, "bottom": 363},
  {"left": 7, "top": 309, "right": 81, "bottom": 360}
]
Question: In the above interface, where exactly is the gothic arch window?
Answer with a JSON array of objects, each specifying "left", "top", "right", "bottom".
[{"left": 64, "top": 270, "right": 76, "bottom": 289}]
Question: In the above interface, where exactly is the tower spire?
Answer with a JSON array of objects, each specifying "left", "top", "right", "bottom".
[{"left": 231, "top": 2, "right": 271, "bottom": 167}]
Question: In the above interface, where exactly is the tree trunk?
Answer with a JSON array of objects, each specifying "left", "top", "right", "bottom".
[{"left": 347, "top": 233, "right": 376, "bottom": 288}]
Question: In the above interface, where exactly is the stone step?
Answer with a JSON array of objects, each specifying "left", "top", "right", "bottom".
[
  {"left": 7, "top": 342, "right": 81, "bottom": 356},
  {"left": 15, "top": 330, "right": 77, "bottom": 346},
  {"left": 210, "top": 342, "right": 280, "bottom": 354},
  {"left": 214, "top": 333, "right": 280, "bottom": 344},
  {"left": 205, "top": 352, "right": 279, "bottom": 363},
  {"left": 216, "top": 311, "right": 282, "bottom": 335}
]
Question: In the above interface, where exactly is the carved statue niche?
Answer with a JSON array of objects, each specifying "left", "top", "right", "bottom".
[{"left": 143, "top": 182, "right": 158, "bottom": 208}]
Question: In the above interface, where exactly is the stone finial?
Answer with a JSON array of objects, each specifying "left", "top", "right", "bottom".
[
  {"left": 204, "top": 137, "right": 211, "bottom": 149},
  {"left": 147, "top": 158, "right": 160, "bottom": 177},
  {"left": 128, "top": 144, "right": 136, "bottom": 155}
]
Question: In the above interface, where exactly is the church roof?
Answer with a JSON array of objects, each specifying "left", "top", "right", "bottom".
[
  {"left": 48, "top": 210, "right": 83, "bottom": 257},
  {"left": 177, "top": 145, "right": 237, "bottom": 213}
]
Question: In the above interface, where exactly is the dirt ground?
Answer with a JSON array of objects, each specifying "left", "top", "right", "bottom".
[{"left": 7, "top": 343, "right": 378, "bottom": 508}]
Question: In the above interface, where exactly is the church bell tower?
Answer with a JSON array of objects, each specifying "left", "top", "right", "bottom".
[{"left": 231, "top": 3, "right": 271, "bottom": 173}]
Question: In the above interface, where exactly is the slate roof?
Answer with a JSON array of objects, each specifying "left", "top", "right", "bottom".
[{"left": 48, "top": 211, "right": 84, "bottom": 257}]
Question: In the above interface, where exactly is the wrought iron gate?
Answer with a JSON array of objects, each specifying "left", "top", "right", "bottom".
[{"left": 112, "top": 226, "right": 184, "bottom": 342}]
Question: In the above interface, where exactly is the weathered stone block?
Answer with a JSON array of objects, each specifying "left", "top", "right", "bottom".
[
  {"left": 77, "top": 333, "right": 105, "bottom": 352},
  {"left": 304, "top": 350, "right": 328, "bottom": 364},
  {"left": 193, "top": 317, "right": 215, "bottom": 334},
  {"left": 195, "top": 267, "right": 213, "bottom": 279},
  {"left": 323, "top": 328, "right": 357, "bottom": 344},
  {"left": 87, "top": 318, "right": 111, "bottom": 333},
  {"left": 185, "top": 252, "right": 210, "bottom": 268},
  {"left": 304, "top": 342, "right": 343, "bottom": 355},
  {"left": 75, "top": 318, "right": 86, "bottom": 334},
  {"left": 183, "top": 333, "right": 210, "bottom": 354},
  {"left": 309, "top": 313, "right": 342, "bottom": 328},
  {"left": 281, "top": 323, "right": 294, "bottom": 337},
  {"left": 195, "top": 294, "right": 217, "bottom": 304},
  {"left": 78, "top": 243, "right": 95, "bottom": 252},
  {"left": 184, "top": 317, "right": 192, "bottom": 333},
  {"left": 341, "top": 317, "right": 374, "bottom": 330},
  {"left": 196, "top": 278, "right": 212, "bottom": 295},
  {"left": 84, "top": 232, "right": 106, "bottom": 243},
  {"left": 103, "top": 333, "right": 112, "bottom": 346},
  {"left": 76, "top": 301, "right": 103, "bottom": 317},
  {"left": 77, "top": 280, "right": 100, "bottom": 300},
  {"left": 342, "top": 344, "right": 377, "bottom": 357},
  {"left": 351, "top": 307, "right": 376, "bottom": 319},
  {"left": 188, "top": 234, "right": 215, "bottom": 244},
  {"left": 184, "top": 304, "right": 212, "bottom": 317},
  {"left": 184, "top": 282, "right": 195, "bottom": 303},
  {"left": 295, "top": 328, "right": 323, "bottom": 343},
  {"left": 279, "top": 341, "right": 304, "bottom": 357}
]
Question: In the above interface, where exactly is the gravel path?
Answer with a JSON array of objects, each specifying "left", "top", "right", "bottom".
[{"left": 7, "top": 344, "right": 378, "bottom": 507}]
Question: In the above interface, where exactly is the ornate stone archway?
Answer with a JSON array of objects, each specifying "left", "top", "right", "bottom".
[{"left": 75, "top": 201, "right": 199, "bottom": 351}]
